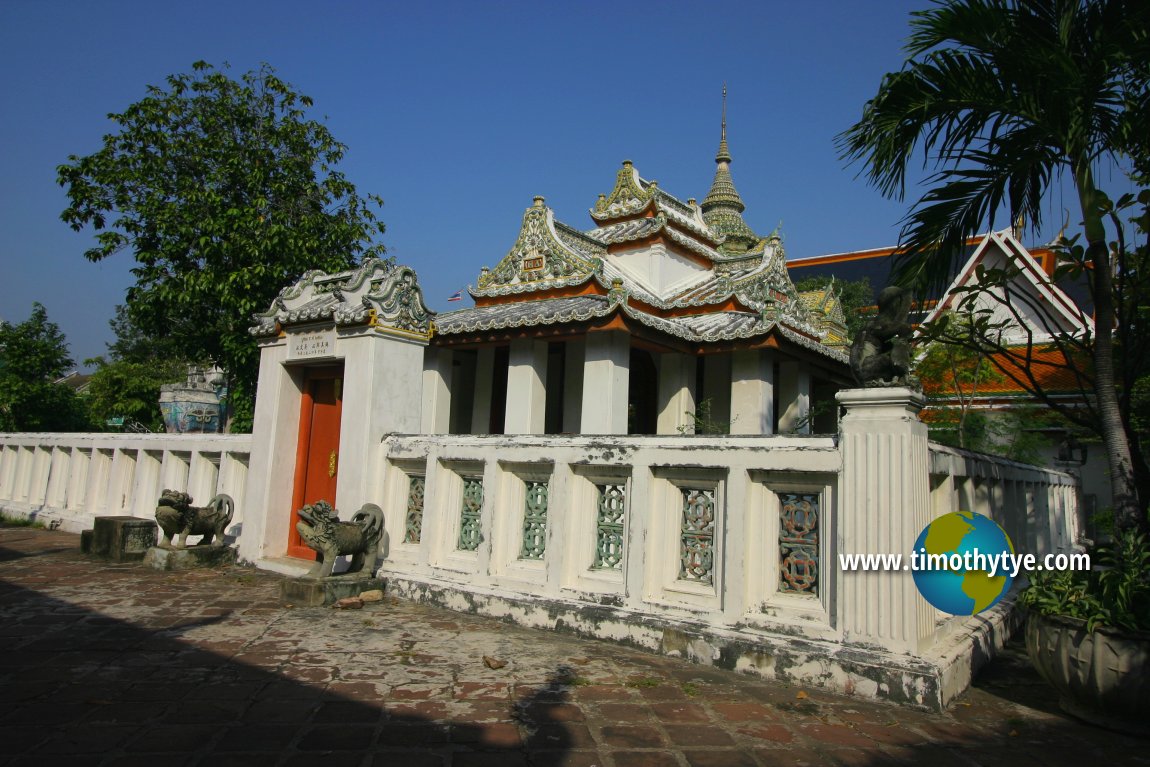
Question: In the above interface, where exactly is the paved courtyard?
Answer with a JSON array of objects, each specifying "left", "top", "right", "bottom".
[{"left": 0, "top": 524, "right": 1144, "bottom": 767}]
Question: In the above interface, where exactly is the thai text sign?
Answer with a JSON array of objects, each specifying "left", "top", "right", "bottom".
[{"left": 288, "top": 329, "right": 335, "bottom": 361}]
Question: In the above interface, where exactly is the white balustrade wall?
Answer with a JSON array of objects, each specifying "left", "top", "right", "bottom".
[
  {"left": 929, "top": 443, "right": 1084, "bottom": 558},
  {"left": 0, "top": 433, "right": 252, "bottom": 536},
  {"left": 0, "top": 423, "right": 1081, "bottom": 709}
]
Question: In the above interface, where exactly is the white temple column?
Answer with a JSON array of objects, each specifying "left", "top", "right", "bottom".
[
  {"left": 580, "top": 331, "right": 630, "bottom": 434},
  {"left": 421, "top": 347, "right": 453, "bottom": 435},
  {"left": 836, "top": 387, "right": 933, "bottom": 654},
  {"left": 471, "top": 347, "right": 495, "bottom": 434},
  {"left": 562, "top": 339, "right": 585, "bottom": 433},
  {"left": 778, "top": 360, "right": 810, "bottom": 434},
  {"left": 505, "top": 339, "right": 547, "bottom": 434},
  {"left": 657, "top": 353, "right": 696, "bottom": 434},
  {"left": 730, "top": 350, "right": 775, "bottom": 435}
]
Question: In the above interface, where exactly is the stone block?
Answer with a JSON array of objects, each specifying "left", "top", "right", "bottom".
[
  {"left": 280, "top": 575, "right": 385, "bottom": 607},
  {"left": 80, "top": 529, "right": 93, "bottom": 554},
  {"left": 143, "top": 545, "right": 238, "bottom": 571},
  {"left": 88, "top": 516, "right": 157, "bottom": 562}
]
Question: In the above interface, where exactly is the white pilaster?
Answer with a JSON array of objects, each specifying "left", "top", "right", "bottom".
[
  {"left": 421, "top": 347, "right": 453, "bottom": 435},
  {"left": 504, "top": 339, "right": 548, "bottom": 434},
  {"left": 657, "top": 353, "right": 696, "bottom": 435},
  {"left": 836, "top": 387, "right": 932, "bottom": 654},
  {"left": 730, "top": 350, "right": 775, "bottom": 435},
  {"left": 240, "top": 342, "right": 302, "bottom": 563},
  {"left": 337, "top": 332, "right": 427, "bottom": 513},
  {"left": 778, "top": 360, "right": 811, "bottom": 434},
  {"left": 580, "top": 331, "right": 630, "bottom": 435}
]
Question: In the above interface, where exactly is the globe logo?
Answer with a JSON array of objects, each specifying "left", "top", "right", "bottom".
[{"left": 912, "top": 511, "right": 1015, "bottom": 615}]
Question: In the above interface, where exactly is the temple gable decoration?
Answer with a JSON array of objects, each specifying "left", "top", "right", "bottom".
[{"left": 474, "top": 197, "right": 603, "bottom": 297}]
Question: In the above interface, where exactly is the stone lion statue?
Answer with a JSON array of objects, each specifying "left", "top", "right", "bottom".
[
  {"left": 850, "top": 285, "right": 920, "bottom": 388},
  {"left": 155, "top": 490, "right": 234, "bottom": 549},
  {"left": 296, "top": 500, "right": 384, "bottom": 579}
]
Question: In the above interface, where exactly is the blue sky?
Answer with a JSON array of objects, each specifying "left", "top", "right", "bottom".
[{"left": 0, "top": 0, "right": 1104, "bottom": 367}]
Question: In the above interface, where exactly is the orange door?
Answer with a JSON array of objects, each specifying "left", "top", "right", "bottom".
[{"left": 288, "top": 367, "right": 344, "bottom": 559}]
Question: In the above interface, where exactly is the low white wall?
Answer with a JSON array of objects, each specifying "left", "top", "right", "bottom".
[
  {"left": 0, "top": 432, "right": 252, "bottom": 539},
  {"left": 0, "top": 425, "right": 1082, "bottom": 709},
  {"left": 928, "top": 443, "right": 1083, "bottom": 558}
]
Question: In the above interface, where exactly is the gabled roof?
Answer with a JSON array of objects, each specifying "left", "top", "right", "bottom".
[{"left": 919, "top": 229, "right": 1093, "bottom": 344}]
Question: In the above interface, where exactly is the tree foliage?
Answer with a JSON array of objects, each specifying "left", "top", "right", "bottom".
[
  {"left": 0, "top": 304, "right": 88, "bottom": 432},
  {"left": 916, "top": 314, "right": 1007, "bottom": 450},
  {"left": 58, "top": 61, "right": 388, "bottom": 430},
  {"left": 840, "top": 0, "right": 1150, "bottom": 531},
  {"left": 83, "top": 357, "right": 187, "bottom": 433}
]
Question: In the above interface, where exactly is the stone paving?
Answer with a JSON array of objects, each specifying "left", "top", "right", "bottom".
[{"left": 0, "top": 524, "right": 1145, "bottom": 767}]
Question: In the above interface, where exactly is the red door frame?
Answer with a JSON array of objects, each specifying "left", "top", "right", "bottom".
[{"left": 287, "top": 365, "right": 344, "bottom": 559}]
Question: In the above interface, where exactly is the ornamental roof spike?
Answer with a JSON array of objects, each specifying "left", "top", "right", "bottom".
[
  {"left": 716, "top": 83, "right": 731, "bottom": 163},
  {"left": 701, "top": 86, "right": 757, "bottom": 252}
]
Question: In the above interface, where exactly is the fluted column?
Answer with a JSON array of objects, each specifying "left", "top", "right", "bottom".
[{"left": 836, "top": 387, "right": 933, "bottom": 654}]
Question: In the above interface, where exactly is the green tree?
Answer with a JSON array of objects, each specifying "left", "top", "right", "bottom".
[
  {"left": 58, "top": 61, "right": 388, "bottom": 431},
  {"left": 0, "top": 303, "right": 89, "bottom": 432},
  {"left": 83, "top": 357, "right": 187, "bottom": 433},
  {"left": 794, "top": 275, "right": 875, "bottom": 339},
  {"left": 105, "top": 304, "right": 187, "bottom": 364},
  {"left": 839, "top": 0, "right": 1150, "bottom": 532},
  {"left": 916, "top": 315, "right": 1007, "bottom": 450}
]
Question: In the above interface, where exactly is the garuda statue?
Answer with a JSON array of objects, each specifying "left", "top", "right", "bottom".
[
  {"left": 849, "top": 285, "right": 920, "bottom": 388},
  {"left": 296, "top": 500, "right": 384, "bottom": 579},
  {"left": 155, "top": 490, "right": 234, "bottom": 549}
]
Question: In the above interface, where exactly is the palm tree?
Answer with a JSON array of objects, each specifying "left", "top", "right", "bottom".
[{"left": 839, "top": 0, "right": 1149, "bottom": 532}]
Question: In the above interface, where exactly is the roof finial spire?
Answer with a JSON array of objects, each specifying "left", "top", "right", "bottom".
[
  {"left": 716, "top": 83, "right": 731, "bottom": 163},
  {"left": 722, "top": 83, "right": 727, "bottom": 136}
]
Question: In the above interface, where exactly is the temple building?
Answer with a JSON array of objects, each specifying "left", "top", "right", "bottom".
[{"left": 422, "top": 111, "right": 851, "bottom": 438}]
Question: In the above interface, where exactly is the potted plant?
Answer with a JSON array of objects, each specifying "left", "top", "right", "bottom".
[{"left": 1019, "top": 529, "right": 1150, "bottom": 735}]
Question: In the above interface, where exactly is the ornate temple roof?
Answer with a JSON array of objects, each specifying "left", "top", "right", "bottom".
[{"left": 435, "top": 95, "right": 847, "bottom": 364}]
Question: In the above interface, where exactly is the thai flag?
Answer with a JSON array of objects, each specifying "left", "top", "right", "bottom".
[{"left": 447, "top": 288, "right": 464, "bottom": 302}]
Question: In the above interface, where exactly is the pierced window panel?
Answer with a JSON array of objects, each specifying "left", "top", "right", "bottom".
[
  {"left": 457, "top": 477, "right": 484, "bottom": 551},
  {"left": 593, "top": 483, "right": 626, "bottom": 570},
  {"left": 778, "top": 491, "right": 819, "bottom": 595},
  {"left": 519, "top": 480, "right": 549, "bottom": 560},
  {"left": 679, "top": 488, "right": 716, "bottom": 585},
  {"left": 404, "top": 475, "right": 425, "bottom": 544}
]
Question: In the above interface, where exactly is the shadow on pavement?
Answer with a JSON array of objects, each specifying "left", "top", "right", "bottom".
[{"left": 0, "top": 577, "right": 574, "bottom": 767}]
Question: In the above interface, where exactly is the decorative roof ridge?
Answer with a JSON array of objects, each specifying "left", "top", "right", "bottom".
[
  {"left": 251, "top": 259, "right": 433, "bottom": 339},
  {"left": 434, "top": 295, "right": 613, "bottom": 335},
  {"left": 553, "top": 218, "right": 608, "bottom": 251},
  {"left": 657, "top": 199, "right": 721, "bottom": 245},
  {"left": 586, "top": 215, "right": 668, "bottom": 243}
]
